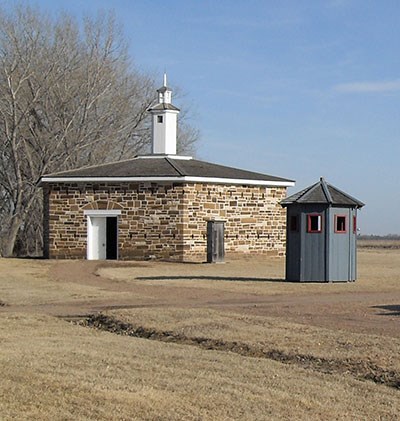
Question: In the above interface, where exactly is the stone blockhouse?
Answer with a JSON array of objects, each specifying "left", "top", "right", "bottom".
[{"left": 41, "top": 76, "right": 294, "bottom": 261}]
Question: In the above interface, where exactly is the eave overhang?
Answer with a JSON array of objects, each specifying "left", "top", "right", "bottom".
[{"left": 40, "top": 175, "right": 295, "bottom": 187}]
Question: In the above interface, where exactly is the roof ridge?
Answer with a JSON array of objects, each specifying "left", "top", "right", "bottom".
[
  {"left": 165, "top": 157, "right": 185, "bottom": 176},
  {"left": 320, "top": 177, "right": 333, "bottom": 204}
]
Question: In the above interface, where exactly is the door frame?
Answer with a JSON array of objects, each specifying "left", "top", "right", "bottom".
[{"left": 84, "top": 209, "right": 121, "bottom": 260}]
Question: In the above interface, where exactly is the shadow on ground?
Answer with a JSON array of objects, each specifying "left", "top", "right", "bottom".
[
  {"left": 135, "top": 275, "right": 287, "bottom": 283},
  {"left": 371, "top": 305, "right": 400, "bottom": 316}
]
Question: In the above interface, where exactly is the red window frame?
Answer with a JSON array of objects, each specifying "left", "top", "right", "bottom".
[
  {"left": 307, "top": 214, "right": 322, "bottom": 233},
  {"left": 353, "top": 215, "right": 357, "bottom": 234},
  {"left": 334, "top": 215, "right": 347, "bottom": 233}
]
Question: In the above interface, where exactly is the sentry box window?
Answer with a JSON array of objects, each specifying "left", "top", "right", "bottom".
[
  {"left": 290, "top": 215, "right": 298, "bottom": 232},
  {"left": 307, "top": 214, "right": 322, "bottom": 233},
  {"left": 157, "top": 115, "right": 163, "bottom": 123},
  {"left": 335, "top": 215, "right": 347, "bottom": 233}
]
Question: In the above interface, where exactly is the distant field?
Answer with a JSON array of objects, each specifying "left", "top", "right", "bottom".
[
  {"left": 1, "top": 250, "right": 400, "bottom": 420},
  {"left": 358, "top": 238, "right": 400, "bottom": 249}
]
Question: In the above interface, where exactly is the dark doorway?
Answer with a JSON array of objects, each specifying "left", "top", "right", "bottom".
[
  {"left": 106, "top": 217, "right": 118, "bottom": 259},
  {"left": 207, "top": 220, "right": 225, "bottom": 263}
]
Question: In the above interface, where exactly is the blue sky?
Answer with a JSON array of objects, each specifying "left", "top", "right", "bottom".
[{"left": 7, "top": 0, "right": 400, "bottom": 234}]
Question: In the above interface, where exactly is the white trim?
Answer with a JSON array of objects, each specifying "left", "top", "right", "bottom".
[
  {"left": 148, "top": 109, "right": 180, "bottom": 115},
  {"left": 137, "top": 154, "right": 193, "bottom": 160},
  {"left": 42, "top": 176, "right": 295, "bottom": 187},
  {"left": 184, "top": 176, "right": 295, "bottom": 187},
  {"left": 84, "top": 209, "right": 121, "bottom": 217}
]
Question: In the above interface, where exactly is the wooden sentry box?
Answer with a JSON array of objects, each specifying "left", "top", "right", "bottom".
[{"left": 281, "top": 178, "right": 364, "bottom": 282}]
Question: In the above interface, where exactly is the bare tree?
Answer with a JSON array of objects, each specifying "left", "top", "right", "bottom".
[{"left": 0, "top": 5, "right": 199, "bottom": 256}]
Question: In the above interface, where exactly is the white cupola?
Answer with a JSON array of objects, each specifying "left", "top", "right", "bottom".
[{"left": 148, "top": 74, "right": 180, "bottom": 155}]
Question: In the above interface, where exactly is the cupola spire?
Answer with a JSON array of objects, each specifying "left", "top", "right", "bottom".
[
  {"left": 157, "top": 73, "right": 172, "bottom": 104},
  {"left": 148, "top": 74, "right": 180, "bottom": 155}
]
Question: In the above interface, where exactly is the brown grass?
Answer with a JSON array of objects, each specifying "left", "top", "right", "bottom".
[
  {"left": 104, "top": 306, "right": 400, "bottom": 373},
  {"left": 1, "top": 313, "right": 399, "bottom": 420},
  {"left": 1, "top": 251, "right": 400, "bottom": 419}
]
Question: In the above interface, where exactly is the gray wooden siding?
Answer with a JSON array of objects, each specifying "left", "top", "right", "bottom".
[
  {"left": 328, "top": 208, "right": 350, "bottom": 281},
  {"left": 301, "top": 205, "right": 327, "bottom": 281}
]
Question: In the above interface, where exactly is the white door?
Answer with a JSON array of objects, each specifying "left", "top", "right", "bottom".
[{"left": 88, "top": 217, "right": 107, "bottom": 260}]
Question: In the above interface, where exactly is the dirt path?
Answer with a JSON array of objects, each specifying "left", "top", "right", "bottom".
[
  {"left": 53, "top": 259, "right": 400, "bottom": 337},
  {"left": 1, "top": 257, "right": 398, "bottom": 337}
]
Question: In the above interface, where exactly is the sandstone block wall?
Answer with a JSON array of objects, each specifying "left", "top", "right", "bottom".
[
  {"left": 181, "top": 184, "right": 287, "bottom": 260},
  {"left": 43, "top": 181, "right": 287, "bottom": 261}
]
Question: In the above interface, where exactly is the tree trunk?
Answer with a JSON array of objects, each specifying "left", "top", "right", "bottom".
[{"left": 2, "top": 215, "right": 21, "bottom": 257}]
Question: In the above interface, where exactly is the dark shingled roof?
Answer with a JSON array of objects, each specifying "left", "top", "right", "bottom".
[
  {"left": 281, "top": 177, "right": 364, "bottom": 208},
  {"left": 148, "top": 103, "right": 180, "bottom": 111},
  {"left": 42, "top": 156, "right": 294, "bottom": 184}
]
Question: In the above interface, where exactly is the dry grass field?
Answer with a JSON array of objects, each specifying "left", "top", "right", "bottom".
[
  {"left": 358, "top": 238, "right": 400, "bottom": 250},
  {"left": 1, "top": 245, "right": 400, "bottom": 420}
]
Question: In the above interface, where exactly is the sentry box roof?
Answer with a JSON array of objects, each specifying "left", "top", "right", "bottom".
[{"left": 281, "top": 177, "right": 364, "bottom": 208}]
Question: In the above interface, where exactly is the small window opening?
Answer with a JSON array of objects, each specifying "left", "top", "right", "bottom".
[
  {"left": 335, "top": 215, "right": 347, "bottom": 233},
  {"left": 157, "top": 115, "right": 163, "bottom": 123},
  {"left": 353, "top": 215, "right": 357, "bottom": 234},
  {"left": 307, "top": 214, "right": 322, "bottom": 233},
  {"left": 290, "top": 215, "right": 298, "bottom": 231}
]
